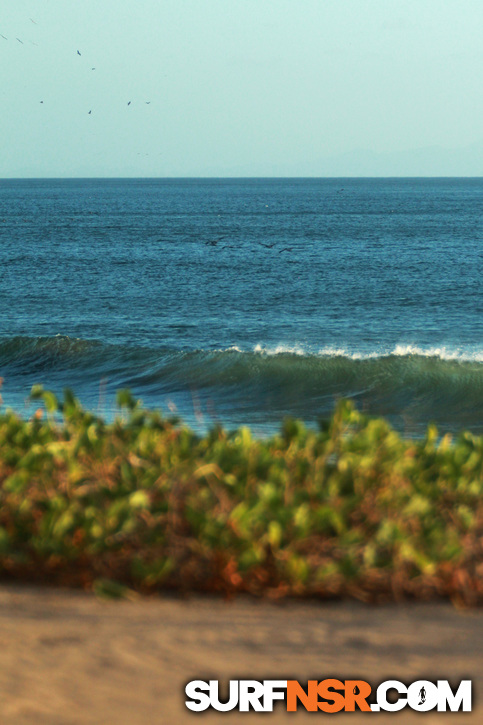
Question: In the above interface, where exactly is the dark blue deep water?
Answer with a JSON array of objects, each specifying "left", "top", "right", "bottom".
[{"left": 0, "top": 177, "right": 482, "bottom": 434}]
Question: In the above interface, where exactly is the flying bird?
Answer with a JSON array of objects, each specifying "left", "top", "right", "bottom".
[
  {"left": 40, "top": 101, "right": 43, "bottom": 104},
  {"left": 127, "top": 101, "right": 131, "bottom": 106},
  {"left": 29, "top": 18, "right": 38, "bottom": 25},
  {"left": 91, "top": 67, "right": 96, "bottom": 70},
  {"left": 145, "top": 101, "right": 151, "bottom": 104},
  {"left": 205, "top": 236, "right": 226, "bottom": 246},
  {"left": 279, "top": 247, "right": 294, "bottom": 253},
  {"left": 16, "top": 37, "right": 24, "bottom": 44},
  {"left": 88, "top": 110, "right": 92, "bottom": 114},
  {"left": 77, "top": 50, "right": 81, "bottom": 56},
  {"left": 0, "top": 34, "right": 7, "bottom": 40}
]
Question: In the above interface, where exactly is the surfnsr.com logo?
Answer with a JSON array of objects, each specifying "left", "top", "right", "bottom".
[{"left": 185, "top": 679, "right": 472, "bottom": 713}]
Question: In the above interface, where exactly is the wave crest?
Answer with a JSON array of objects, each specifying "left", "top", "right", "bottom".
[{"left": 251, "top": 342, "right": 483, "bottom": 363}]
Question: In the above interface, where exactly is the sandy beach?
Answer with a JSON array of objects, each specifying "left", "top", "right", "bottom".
[{"left": 0, "top": 585, "right": 481, "bottom": 724}]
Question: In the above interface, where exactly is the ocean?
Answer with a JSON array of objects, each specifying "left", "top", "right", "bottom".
[{"left": 0, "top": 177, "right": 482, "bottom": 435}]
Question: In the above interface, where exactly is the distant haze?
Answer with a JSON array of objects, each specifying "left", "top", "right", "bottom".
[{"left": 1, "top": 0, "right": 482, "bottom": 177}]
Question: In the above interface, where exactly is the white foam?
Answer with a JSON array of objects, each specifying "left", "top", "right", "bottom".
[
  {"left": 210, "top": 342, "right": 483, "bottom": 363},
  {"left": 391, "top": 344, "right": 483, "bottom": 362},
  {"left": 250, "top": 343, "right": 483, "bottom": 362},
  {"left": 253, "top": 343, "right": 307, "bottom": 356}
]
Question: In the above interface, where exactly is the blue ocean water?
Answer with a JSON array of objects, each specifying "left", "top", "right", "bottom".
[{"left": 0, "top": 177, "right": 482, "bottom": 434}]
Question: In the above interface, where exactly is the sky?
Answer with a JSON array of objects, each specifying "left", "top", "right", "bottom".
[{"left": 1, "top": 0, "right": 482, "bottom": 177}]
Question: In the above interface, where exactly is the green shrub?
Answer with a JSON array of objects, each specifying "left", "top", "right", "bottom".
[{"left": 0, "top": 388, "right": 481, "bottom": 605}]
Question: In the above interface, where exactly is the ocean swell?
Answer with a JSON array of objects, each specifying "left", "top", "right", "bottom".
[{"left": 1, "top": 336, "right": 483, "bottom": 433}]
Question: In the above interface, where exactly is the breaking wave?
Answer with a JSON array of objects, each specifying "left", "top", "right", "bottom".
[{"left": 1, "top": 335, "right": 483, "bottom": 433}]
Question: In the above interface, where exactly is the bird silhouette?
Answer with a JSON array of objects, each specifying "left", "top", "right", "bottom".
[
  {"left": 88, "top": 110, "right": 92, "bottom": 114},
  {"left": 77, "top": 50, "right": 81, "bottom": 56},
  {"left": 16, "top": 37, "right": 24, "bottom": 44},
  {"left": 127, "top": 101, "right": 131, "bottom": 106},
  {"left": 40, "top": 101, "right": 43, "bottom": 104},
  {"left": 260, "top": 242, "right": 275, "bottom": 248},
  {"left": 91, "top": 67, "right": 96, "bottom": 70},
  {"left": 279, "top": 247, "right": 294, "bottom": 253},
  {"left": 30, "top": 18, "right": 38, "bottom": 25},
  {"left": 145, "top": 101, "right": 151, "bottom": 104},
  {"left": 0, "top": 34, "right": 7, "bottom": 40},
  {"left": 205, "top": 236, "right": 226, "bottom": 246}
]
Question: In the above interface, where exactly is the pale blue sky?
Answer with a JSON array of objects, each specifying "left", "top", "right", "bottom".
[{"left": 1, "top": 0, "right": 482, "bottom": 177}]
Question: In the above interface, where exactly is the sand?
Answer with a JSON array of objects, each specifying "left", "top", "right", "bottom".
[{"left": 0, "top": 584, "right": 481, "bottom": 724}]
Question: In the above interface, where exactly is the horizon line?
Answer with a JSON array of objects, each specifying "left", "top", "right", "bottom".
[{"left": 1, "top": 175, "right": 483, "bottom": 181}]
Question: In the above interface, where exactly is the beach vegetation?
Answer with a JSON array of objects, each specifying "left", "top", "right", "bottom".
[{"left": 0, "top": 386, "right": 482, "bottom": 605}]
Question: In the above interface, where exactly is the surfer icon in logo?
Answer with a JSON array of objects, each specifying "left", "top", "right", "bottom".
[{"left": 418, "top": 686, "right": 426, "bottom": 706}]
